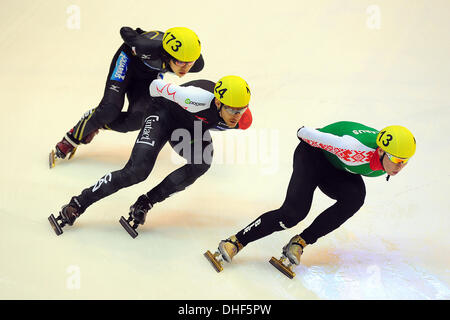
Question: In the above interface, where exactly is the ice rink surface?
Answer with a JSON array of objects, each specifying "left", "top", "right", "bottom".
[{"left": 0, "top": 0, "right": 449, "bottom": 300}]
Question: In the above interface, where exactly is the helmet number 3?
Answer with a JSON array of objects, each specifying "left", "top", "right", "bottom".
[
  {"left": 214, "top": 81, "right": 227, "bottom": 99},
  {"left": 378, "top": 130, "right": 393, "bottom": 147},
  {"left": 163, "top": 32, "right": 182, "bottom": 52}
]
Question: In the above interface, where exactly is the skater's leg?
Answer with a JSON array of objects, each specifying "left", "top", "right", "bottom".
[
  {"left": 271, "top": 152, "right": 365, "bottom": 269},
  {"left": 54, "top": 45, "right": 132, "bottom": 158},
  {"left": 67, "top": 107, "right": 172, "bottom": 214},
  {"left": 70, "top": 47, "right": 132, "bottom": 143},
  {"left": 235, "top": 142, "right": 323, "bottom": 247},
  {"left": 205, "top": 143, "right": 325, "bottom": 269},
  {"left": 299, "top": 170, "right": 366, "bottom": 245},
  {"left": 145, "top": 129, "right": 214, "bottom": 205},
  {"left": 105, "top": 80, "right": 153, "bottom": 133}
]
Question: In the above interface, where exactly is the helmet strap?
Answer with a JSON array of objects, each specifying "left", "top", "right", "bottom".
[
  {"left": 379, "top": 151, "right": 390, "bottom": 182},
  {"left": 379, "top": 151, "right": 386, "bottom": 170},
  {"left": 218, "top": 102, "right": 224, "bottom": 114},
  {"left": 160, "top": 51, "right": 171, "bottom": 68}
]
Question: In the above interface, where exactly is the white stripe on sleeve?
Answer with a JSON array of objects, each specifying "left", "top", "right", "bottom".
[{"left": 149, "top": 79, "right": 213, "bottom": 113}]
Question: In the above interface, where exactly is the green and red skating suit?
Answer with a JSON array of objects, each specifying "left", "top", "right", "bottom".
[
  {"left": 297, "top": 121, "right": 386, "bottom": 177},
  {"left": 235, "top": 121, "right": 383, "bottom": 248}
]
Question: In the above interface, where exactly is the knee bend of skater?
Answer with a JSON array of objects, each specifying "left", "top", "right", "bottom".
[
  {"left": 185, "top": 152, "right": 213, "bottom": 167},
  {"left": 320, "top": 177, "right": 366, "bottom": 207},
  {"left": 190, "top": 162, "right": 211, "bottom": 176},
  {"left": 88, "top": 111, "right": 122, "bottom": 130},
  {"left": 281, "top": 200, "right": 310, "bottom": 219},
  {"left": 335, "top": 186, "right": 366, "bottom": 210},
  {"left": 328, "top": 200, "right": 365, "bottom": 222},
  {"left": 123, "top": 112, "right": 146, "bottom": 132},
  {"left": 279, "top": 217, "right": 300, "bottom": 229},
  {"left": 120, "top": 164, "right": 152, "bottom": 185},
  {"left": 180, "top": 150, "right": 214, "bottom": 167},
  {"left": 169, "top": 163, "right": 211, "bottom": 185},
  {"left": 95, "top": 102, "right": 124, "bottom": 121},
  {"left": 278, "top": 206, "right": 308, "bottom": 228}
]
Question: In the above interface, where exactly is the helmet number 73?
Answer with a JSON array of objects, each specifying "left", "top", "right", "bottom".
[{"left": 163, "top": 32, "right": 182, "bottom": 52}]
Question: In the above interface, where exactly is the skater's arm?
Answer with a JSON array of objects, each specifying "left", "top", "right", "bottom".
[
  {"left": 297, "top": 126, "right": 372, "bottom": 153},
  {"left": 120, "top": 26, "right": 162, "bottom": 59},
  {"left": 298, "top": 127, "right": 342, "bottom": 146},
  {"left": 149, "top": 79, "right": 213, "bottom": 113}
]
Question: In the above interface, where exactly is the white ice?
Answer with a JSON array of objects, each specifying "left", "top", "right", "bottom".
[{"left": 0, "top": 0, "right": 449, "bottom": 300}]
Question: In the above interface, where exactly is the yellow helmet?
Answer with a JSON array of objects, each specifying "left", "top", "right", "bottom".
[
  {"left": 376, "top": 125, "right": 416, "bottom": 159},
  {"left": 214, "top": 75, "right": 251, "bottom": 108},
  {"left": 162, "top": 27, "right": 201, "bottom": 62}
]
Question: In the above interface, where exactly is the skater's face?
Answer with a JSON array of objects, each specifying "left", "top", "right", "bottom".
[
  {"left": 215, "top": 98, "right": 247, "bottom": 128},
  {"left": 169, "top": 58, "right": 195, "bottom": 77},
  {"left": 378, "top": 148, "right": 408, "bottom": 176}
]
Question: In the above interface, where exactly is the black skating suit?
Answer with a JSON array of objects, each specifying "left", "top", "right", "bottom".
[
  {"left": 72, "top": 79, "right": 253, "bottom": 213},
  {"left": 66, "top": 27, "right": 204, "bottom": 144}
]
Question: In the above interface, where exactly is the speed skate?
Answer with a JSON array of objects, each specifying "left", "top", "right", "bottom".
[
  {"left": 119, "top": 215, "right": 139, "bottom": 239},
  {"left": 269, "top": 255, "right": 296, "bottom": 279},
  {"left": 49, "top": 147, "right": 77, "bottom": 169},
  {"left": 204, "top": 249, "right": 297, "bottom": 278},
  {"left": 48, "top": 213, "right": 65, "bottom": 236},
  {"left": 204, "top": 250, "right": 224, "bottom": 272}
]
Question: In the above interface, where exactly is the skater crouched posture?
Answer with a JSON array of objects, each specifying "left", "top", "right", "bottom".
[
  {"left": 49, "top": 26, "right": 204, "bottom": 168},
  {"left": 205, "top": 121, "right": 416, "bottom": 278},
  {"left": 49, "top": 75, "right": 253, "bottom": 237}
]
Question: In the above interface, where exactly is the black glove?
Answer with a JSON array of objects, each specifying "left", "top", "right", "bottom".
[{"left": 120, "top": 26, "right": 161, "bottom": 60}]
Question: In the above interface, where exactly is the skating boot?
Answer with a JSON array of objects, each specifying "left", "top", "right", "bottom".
[
  {"left": 269, "top": 235, "right": 307, "bottom": 279},
  {"left": 49, "top": 132, "right": 79, "bottom": 168},
  {"left": 48, "top": 197, "right": 83, "bottom": 236},
  {"left": 204, "top": 235, "right": 243, "bottom": 273},
  {"left": 119, "top": 195, "right": 152, "bottom": 238},
  {"left": 49, "top": 129, "right": 99, "bottom": 168}
]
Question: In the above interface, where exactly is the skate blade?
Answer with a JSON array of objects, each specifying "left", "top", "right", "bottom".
[
  {"left": 49, "top": 150, "right": 56, "bottom": 169},
  {"left": 204, "top": 250, "right": 223, "bottom": 272},
  {"left": 68, "top": 147, "right": 77, "bottom": 160},
  {"left": 48, "top": 214, "right": 63, "bottom": 236},
  {"left": 119, "top": 216, "right": 138, "bottom": 238},
  {"left": 269, "top": 257, "right": 296, "bottom": 279}
]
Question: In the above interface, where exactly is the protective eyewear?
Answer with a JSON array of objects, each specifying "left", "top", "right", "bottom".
[
  {"left": 222, "top": 105, "right": 248, "bottom": 115},
  {"left": 172, "top": 59, "right": 195, "bottom": 67},
  {"left": 386, "top": 152, "right": 409, "bottom": 164}
]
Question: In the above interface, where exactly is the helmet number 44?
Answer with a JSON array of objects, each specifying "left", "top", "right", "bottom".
[
  {"left": 163, "top": 32, "right": 182, "bottom": 52},
  {"left": 378, "top": 130, "right": 393, "bottom": 147}
]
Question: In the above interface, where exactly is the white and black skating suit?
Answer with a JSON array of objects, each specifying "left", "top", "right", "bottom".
[
  {"left": 71, "top": 79, "right": 253, "bottom": 213},
  {"left": 66, "top": 27, "right": 205, "bottom": 144}
]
